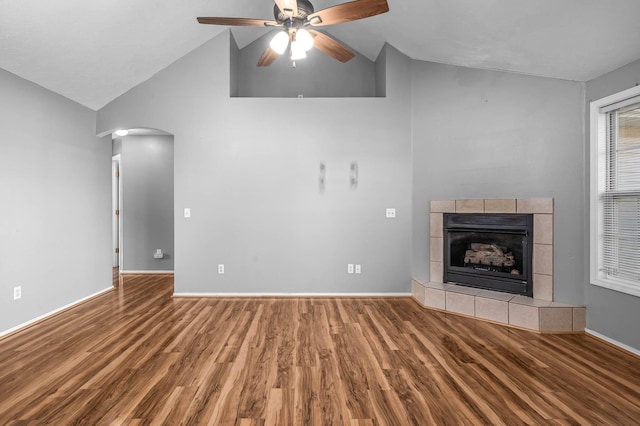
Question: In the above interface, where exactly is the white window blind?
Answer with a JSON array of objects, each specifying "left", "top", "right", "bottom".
[{"left": 594, "top": 93, "right": 640, "bottom": 295}]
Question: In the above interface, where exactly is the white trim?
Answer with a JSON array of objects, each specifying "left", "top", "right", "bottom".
[
  {"left": 112, "top": 154, "right": 123, "bottom": 270},
  {"left": 120, "top": 270, "right": 174, "bottom": 274},
  {"left": 599, "top": 93, "right": 640, "bottom": 113},
  {"left": 0, "top": 287, "right": 113, "bottom": 338},
  {"left": 592, "top": 85, "right": 640, "bottom": 111},
  {"left": 110, "top": 154, "right": 120, "bottom": 268},
  {"left": 173, "top": 292, "right": 412, "bottom": 298},
  {"left": 589, "top": 85, "right": 640, "bottom": 296},
  {"left": 586, "top": 328, "right": 640, "bottom": 357},
  {"left": 589, "top": 96, "right": 603, "bottom": 288}
]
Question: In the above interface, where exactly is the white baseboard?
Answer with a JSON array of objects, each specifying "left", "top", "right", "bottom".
[
  {"left": 173, "top": 292, "right": 412, "bottom": 298},
  {"left": 0, "top": 287, "right": 113, "bottom": 339},
  {"left": 585, "top": 328, "right": 640, "bottom": 357},
  {"left": 120, "top": 270, "right": 174, "bottom": 275}
]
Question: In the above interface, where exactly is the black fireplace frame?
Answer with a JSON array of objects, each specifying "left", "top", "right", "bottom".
[{"left": 443, "top": 213, "right": 533, "bottom": 297}]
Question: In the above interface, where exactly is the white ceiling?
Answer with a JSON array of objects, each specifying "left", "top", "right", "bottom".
[{"left": 2, "top": 0, "right": 640, "bottom": 110}]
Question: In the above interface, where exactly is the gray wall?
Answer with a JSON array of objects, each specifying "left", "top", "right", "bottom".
[
  {"left": 230, "top": 33, "right": 239, "bottom": 98},
  {"left": 0, "top": 68, "right": 111, "bottom": 334},
  {"left": 2, "top": 24, "right": 637, "bottom": 352},
  {"left": 98, "top": 32, "right": 412, "bottom": 294},
  {"left": 235, "top": 31, "right": 378, "bottom": 98},
  {"left": 411, "top": 61, "right": 586, "bottom": 305},
  {"left": 375, "top": 44, "right": 387, "bottom": 98},
  {"left": 121, "top": 135, "right": 174, "bottom": 272},
  {"left": 95, "top": 29, "right": 640, "bottom": 351},
  {"left": 584, "top": 59, "right": 640, "bottom": 350},
  {"left": 112, "top": 137, "right": 122, "bottom": 156}
]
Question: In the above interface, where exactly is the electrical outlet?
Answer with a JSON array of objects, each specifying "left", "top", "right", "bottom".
[
  {"left": 184, "top": 208, "right": 191, "bottom": 218},
  {"left": 347, "top": 264, "right": 354, "bottom": 274},
  {"left": 13, "top": 286, "right": 21, "bottom": 300},
  {"left": 217, "top": 264, "right": 225, "bottom": 274},
  {"left": 355, "top": 264, "right": 361, "bottom": 274},
  {"left": 386, "top": 208, "right": 396, "bottom": 218}
]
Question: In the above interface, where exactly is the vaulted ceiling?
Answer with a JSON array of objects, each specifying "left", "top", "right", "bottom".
[{"left": 2, "top": 0, "right": 640, "bottom": 110}]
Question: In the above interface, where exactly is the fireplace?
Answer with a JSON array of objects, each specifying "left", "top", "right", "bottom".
[{"left": 443, "top": 213, "right": 533, "bottom": 297}]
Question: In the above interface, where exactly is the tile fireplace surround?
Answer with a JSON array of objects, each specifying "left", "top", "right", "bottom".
[{"left": 412, "top": 198, "right": 586, "bottom": 333}]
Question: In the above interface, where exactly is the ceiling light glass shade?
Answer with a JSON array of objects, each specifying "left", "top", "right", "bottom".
[
  {"left": 114, "top": 129, "right": 129, "bottom": 137},
  {"left": 290, "top": 40, "right": 307, "bottom": 60},
  {"left": 296, "top": 29, "right": 314, "bottom": 52},
  {"left": 269, "top": 31, "right": 289, "bottom": 55}
]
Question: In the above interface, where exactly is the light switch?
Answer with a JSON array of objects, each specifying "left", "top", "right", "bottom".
[{"left": 184, "top": 208, "right": 191, "bottom": 218}]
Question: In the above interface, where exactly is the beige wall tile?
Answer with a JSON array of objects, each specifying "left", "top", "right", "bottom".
[
  {"left": 476, "top": 297, "right": 509, "bottom": 324},
  {"left": 430, "top": 261, "right": 443, "bottom": 283},
  {"left": 517, "top": 198, "right": 553, "bottom": 214},
  {"left": 477, "top": 289, "right": 515, "bottom": 302},
  {"left": 510, "top": 295, "right": 551, "bottom": 307},
  {"left": 539, "top": 307, "right": 573, "bottom": 332},
  {"left": 533, "top": 273, "right": 553, "bottom": 301},
  {"left": 424, "top": 281, "right": 446, "bottom": 290},
  {"left": 573, "top": 307, "right": 586, "bottom": 332},
  {"left": 430, "top": 237, "right": 443, "bottom": 262},
  {"left": 446, "top": 292, "right": 475, "bottom": 316},
  {"left": 534, "top": 214, "right": 553, "bottom": 245},
  {"left": 447, "top": 284, "right": 481, "bottom": 296},
  {"left": 411, "top": 281, "right": 426, "bottom": 305},
  {"left": 430, "top": 212, "right": 443, "bottom": 238},
  {"left": 424, "top": 288, "right": 446, "bottom": 310},
  {"left": 533, "top": 244, "right": 553, "bottom": 276},
  {"left": 509, "top": 303, "right": 540, "bottom": 330},
  {"left": 455, "top": 199, "right": 484, "bottom": 213},
  {"left": 431, "top": 200, "right": 455, "bottom": 213},
  {"left": 484, "top": 199, "right": 516, "bottom": 213}
]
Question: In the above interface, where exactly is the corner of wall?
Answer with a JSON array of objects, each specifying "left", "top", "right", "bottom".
[
  {"left": 374, "top": 44, "right": 387, "bottom": 97},
  {"left": 380, "top": 43, "right": 412, "bottom": 102},
  {"left": 229, "top": 30, "right": 239, "bottom": 98}
]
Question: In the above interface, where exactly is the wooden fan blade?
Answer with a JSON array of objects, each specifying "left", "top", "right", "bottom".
[
  {"left": 274, "top": 0, "right": 298, "bottom": 18},
  {"left": 307, "top": 0, "right": 389, "bottom": 26},
  {"left": 257, "top": 46, "right": 280, "bottom": 67},
  {"left": 197, "top": 17, "right": 279, "bottom": 27},
  {"left": 309, "top": 30, "right": 355, "bottom": 63}
]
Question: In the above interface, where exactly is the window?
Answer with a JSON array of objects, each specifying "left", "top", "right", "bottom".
[{"left": 590, "top": 86, "right": 640, "bottom": 297}]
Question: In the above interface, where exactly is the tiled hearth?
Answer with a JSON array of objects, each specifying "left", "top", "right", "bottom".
[{"left": 412, "top": 198, "right": 586, "bottom": 333}]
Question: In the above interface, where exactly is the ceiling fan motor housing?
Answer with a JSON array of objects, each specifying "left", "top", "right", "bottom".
[{"left": 274, "top": 0, "right": 314, "bottom": 23}]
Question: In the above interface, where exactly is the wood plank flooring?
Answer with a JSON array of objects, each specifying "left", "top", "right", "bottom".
[{"left": 1, "top": 274, "right": 639, "bottom": 424}]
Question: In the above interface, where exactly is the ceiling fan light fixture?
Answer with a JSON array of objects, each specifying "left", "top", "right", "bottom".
[
  {"left": 290, "top": 40, "right": 307, "bottom": 60},
  {"left": 296, "top": 29, "right": 314, "bottom": 52},
  {"left": 197, "top": 0, "right": 389, "bottom": 66},
  {"left": 269, "top": 31, "right": 289, "bottom": 54}
]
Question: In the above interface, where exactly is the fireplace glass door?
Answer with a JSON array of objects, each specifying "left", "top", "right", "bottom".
[{"left": 444, "top": 213, "right": 533, "bottom": 296}]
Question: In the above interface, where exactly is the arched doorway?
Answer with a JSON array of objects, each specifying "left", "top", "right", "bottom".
[{"left": 110, "top": 128, "right": 174, "bottom": 286}]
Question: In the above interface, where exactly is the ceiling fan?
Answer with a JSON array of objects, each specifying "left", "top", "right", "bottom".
[{"left": 197, "top": 0, "right": 389, "bottom": 66}]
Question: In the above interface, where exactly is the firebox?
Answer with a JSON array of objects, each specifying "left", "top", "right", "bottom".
[{"left": 443, "top": 213, "right": 533, "bottom": 297}]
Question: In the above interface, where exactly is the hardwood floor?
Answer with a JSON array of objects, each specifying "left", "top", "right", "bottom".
[{"left": 1, "top": 275, "right": 639, "bottom": 425}]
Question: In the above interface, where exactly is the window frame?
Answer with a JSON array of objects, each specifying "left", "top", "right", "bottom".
[{"left": 590, "top": 85, "right": 640, "bottom": 297}]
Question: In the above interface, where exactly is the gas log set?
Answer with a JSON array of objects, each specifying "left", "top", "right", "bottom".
[{"left": 463, "top": 243, "right": 520, "bottom": 275}]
